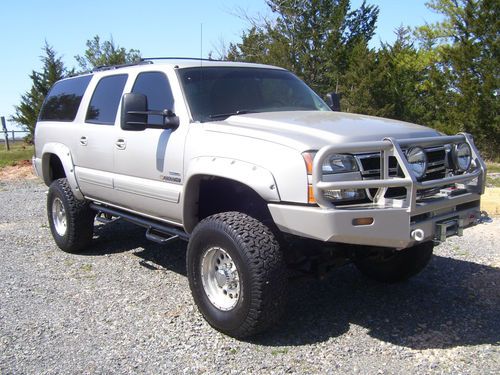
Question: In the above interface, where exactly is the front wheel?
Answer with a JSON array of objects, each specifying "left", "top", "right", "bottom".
[
  {"left": 47, "top": 178, "right": 95, "bottom": 253},
  {"left": 187, "top": 212, "right": 287, "bottom": 338},
  {"left": 354, "top": 242, "right": 434, "bottom": 283}
]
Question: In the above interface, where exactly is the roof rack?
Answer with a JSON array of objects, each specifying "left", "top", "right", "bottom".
[
  {"left": 92, "top": 60, "right": 153, "bottom": 72},
  {"left": 141, "top": 57, "right": 223, "bottom": 62},
  {"left": 91, "top": 57, "right": 231, "bottom": 73}
]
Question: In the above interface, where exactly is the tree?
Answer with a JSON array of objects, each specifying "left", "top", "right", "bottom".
[
  {"left": 10, "top": 42, "right": 67, "bottom": 142},
  {"left": 417, "top": 0, "right": 499, "bottom": 159},
  {"left": 227, "top": 0, "right": 379, "bottom": 95},
  {"left": 75, "top": 35, "right": 141, "bottom": 72}
]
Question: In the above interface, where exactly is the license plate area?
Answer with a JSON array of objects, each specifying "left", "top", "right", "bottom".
[{"left": 435, "top": 217, "right": 464, "bottom": 242}]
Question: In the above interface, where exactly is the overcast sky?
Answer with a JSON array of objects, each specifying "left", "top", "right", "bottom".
[{"left": 0, "top": 0, "right": 443, "bottom": 130}]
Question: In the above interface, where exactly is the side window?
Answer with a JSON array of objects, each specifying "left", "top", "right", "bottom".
[
  {"left": 86, "top": 74, "right": 128, "bottom": 125},
  {"left": 132, "top": 72, "right": 174, "bottom": 125},
  {"left": 39, "top": 75, "right": 92, "bottom": 121}
]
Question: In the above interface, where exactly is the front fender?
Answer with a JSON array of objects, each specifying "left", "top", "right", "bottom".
[
  {"left": 182, "top": 156, "right": 280, "bottom": 232},
  {"left": 41, "top": 142, "right": 83, "bottom": 200}
]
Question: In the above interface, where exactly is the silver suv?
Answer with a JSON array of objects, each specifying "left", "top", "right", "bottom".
[{"left": 33, "top": 58, "right": 487, "bottom": 338}]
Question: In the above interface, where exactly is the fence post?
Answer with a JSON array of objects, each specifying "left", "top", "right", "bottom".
[{"left": 1, "top": 116, "right": 10, "bottom": 151}]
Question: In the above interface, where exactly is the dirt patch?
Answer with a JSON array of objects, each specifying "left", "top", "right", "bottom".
[
  {"left": 0, "top": 160, "right": 36, "bottom": 181},
  {"left": 481, "top": 188, "right": 500, "bottom": 216}
]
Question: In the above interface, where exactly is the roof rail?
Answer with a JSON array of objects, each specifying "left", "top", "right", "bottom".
[
  {"left": 92, "top": 60, "right": 153, "bottom": 72},
  {"left": 91, "top": 57, "right": 231, "bottom": 72},
  {"left": 141, "top": 57, "right": 225, "bottom": 62}
]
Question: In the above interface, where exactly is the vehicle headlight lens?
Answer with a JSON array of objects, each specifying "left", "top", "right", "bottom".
[
  {"left": 322, "top": 154, "right": 358, "bottom": 174},
  {"left": 406, "top": 147, "right": 427, "bottom": 178},
  {"left": 453, "top": 143, "right": 472, "bottom": 172}
]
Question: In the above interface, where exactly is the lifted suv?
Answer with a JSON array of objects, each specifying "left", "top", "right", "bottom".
[{"left": 33, "top": 58, "right": 487, "bottom": 338}]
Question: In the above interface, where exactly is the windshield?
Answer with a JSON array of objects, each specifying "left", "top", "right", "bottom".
[{"left": 178, "top": 67, "right": 330, "bottom": 122}]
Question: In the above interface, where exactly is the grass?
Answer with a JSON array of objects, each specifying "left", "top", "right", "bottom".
[
  {"left": 486, "top": 162, "right": 500, "bottom": 174},
  {"left": 486, "top": 176, "right": 500, "bottom": 188},
  {"left": 0, "top": 141, "right": 34, "bottom": 168}
]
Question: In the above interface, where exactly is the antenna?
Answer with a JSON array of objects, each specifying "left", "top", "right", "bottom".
[{"left": 200, "top": 23, "right": 203, "bottom": 66}]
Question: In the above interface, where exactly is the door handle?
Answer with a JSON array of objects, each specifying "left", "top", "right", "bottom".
[
  {"left": 79, "top": 136, "right": 88, "bottom": 146},
  {"left": 115, "top": 139, "right": 126, "bottom": 150}
]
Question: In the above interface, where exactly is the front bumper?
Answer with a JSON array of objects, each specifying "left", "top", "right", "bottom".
[
  {"left": 270, "top": 133, "right": 487, "bottom": 249},
  {"left": 269, "top": 193, "right": 481, "bottom": 248}
]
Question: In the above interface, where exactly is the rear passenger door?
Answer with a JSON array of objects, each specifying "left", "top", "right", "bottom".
[
  {"left": 112, "top": 71, "right": 187, "bottom": 224},
  {"left": 73, "top": 74, "right": 127, "bottom": 202}
]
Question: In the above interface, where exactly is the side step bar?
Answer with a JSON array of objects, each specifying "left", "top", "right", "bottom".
[{"left": 90, "top": 203, "right": 190, "bottom": 243}]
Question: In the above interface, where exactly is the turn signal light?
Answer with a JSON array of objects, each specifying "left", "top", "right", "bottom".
[{"left": 308, "top": 184, "right": 316, "bottom": 204}]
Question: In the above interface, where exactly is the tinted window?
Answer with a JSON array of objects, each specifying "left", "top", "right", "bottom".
[
  {"left": 178, "top": 67, "right": 330, "bottom": 122},
  {"left": 86, "top": 74, "right": 128, "bottom": 125},
  {"left": 132, "top": 72, "right": 174, "bottom": 125},
  {"left": 39, "top": 75, "right": 92, "bottom": 121}
]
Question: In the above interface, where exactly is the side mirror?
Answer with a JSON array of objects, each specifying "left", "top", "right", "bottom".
[
  {"left": 121, "top": 93, "right": 147, "bottom": 131},
  {"left": 121, "top": 93, "right": 180, "bottom": 131},
  {"left": 325, "top": 92, "right": 341, "bottom": 112}
]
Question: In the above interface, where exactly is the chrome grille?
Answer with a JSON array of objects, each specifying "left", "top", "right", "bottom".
[
  {"left": 356, "top": 147, "right": 447, "bottom": 199},
  {"left": 357, "top": 147, "right": 447, "bottom": 181}
]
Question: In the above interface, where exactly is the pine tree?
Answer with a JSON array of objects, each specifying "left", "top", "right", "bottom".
[
  {"left": 227, "top": 0, "right": 379, "bottom": 95},
  {"left": 418, "top": 0, "right": 499, "bottom": 159},
  {"left": 75, "top": 35, "right": 141, "bottom": 72},
  {"left": 10, "top": 42, "right": 67, "bottom": 142}
]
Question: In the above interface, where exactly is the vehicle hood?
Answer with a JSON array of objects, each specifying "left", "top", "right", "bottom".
[{"left": 203, "top": 111, "right": 440, "bottom": 152}]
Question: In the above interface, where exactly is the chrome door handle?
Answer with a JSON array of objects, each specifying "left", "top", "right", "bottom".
[
  {"left": 79, "top": 136, "right": 88, "bottom": 146},
  {"left": 115, "top": 139, "right": 126, "bottom": 150}
]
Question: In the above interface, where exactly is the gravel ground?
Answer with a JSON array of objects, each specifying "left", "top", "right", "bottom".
[{"left": 0, "top": 179, "right": 498, "bottom": 374}]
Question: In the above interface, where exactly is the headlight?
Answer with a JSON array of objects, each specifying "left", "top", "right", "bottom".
[
  {"left": 406, "top": 147, "right": 427, "bottom": 178},
  {"left": 452, "top": 143, "right": 472, "bottom": 172},
  {"left": 322, "top": 154, "right": 358, "bottom": 174}
]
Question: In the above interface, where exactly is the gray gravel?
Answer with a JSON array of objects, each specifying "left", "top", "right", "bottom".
[{"left": 1, "top": 179, "right": 499, "bottom": 374}]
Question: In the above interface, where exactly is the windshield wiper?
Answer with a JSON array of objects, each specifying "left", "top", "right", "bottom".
[{"left": 208, "top": 110, "right": 257, "bottom": 120}]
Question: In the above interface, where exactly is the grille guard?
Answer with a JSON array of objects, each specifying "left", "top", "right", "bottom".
[{"left": 312, "top": 133, "right": 486, "bottom": 211}]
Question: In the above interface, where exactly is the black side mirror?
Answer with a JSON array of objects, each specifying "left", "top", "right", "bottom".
[
  {"left": 121, "top": 93, "right": 148, "bottom": 131},
  {"left": 121, "top": 93, "right": 180, "bottom": 131},
  {"left": 325, "top": 92, "right": 341, "bottom": 112}
]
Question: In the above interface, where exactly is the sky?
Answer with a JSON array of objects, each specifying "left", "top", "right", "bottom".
[{"left": 0, "top": 0, "right": 443, "bottom": 130}]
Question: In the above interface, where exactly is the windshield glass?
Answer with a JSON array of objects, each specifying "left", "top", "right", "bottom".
[{"left": 178, "top": 67, "right": 330, "bottom": 122}]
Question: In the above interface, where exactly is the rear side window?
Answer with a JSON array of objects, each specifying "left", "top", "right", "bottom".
[
  {"left": 86, "top": 74, "right": 128, "bottom": 125},
  {"left": 39, "top": 75, "right": 92, "bottom": 121},
  {"left": 132, "top": 72, "right": 174, "bottom": 125}
]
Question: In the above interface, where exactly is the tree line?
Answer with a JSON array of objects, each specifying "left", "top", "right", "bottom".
[
  {"left": 11, "top": 36, "right": 140, "bottom": 143},
  {"left": 12, "top": 0, "right": 498, "bottom": 159}
]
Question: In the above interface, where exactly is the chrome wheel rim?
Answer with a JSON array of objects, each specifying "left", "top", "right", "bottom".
[
  {"left": 52, "top": 197, "right": 67, "bottom": 236},
  {"left": 201, "top": 247, "right": 241, "bottom": 311}
]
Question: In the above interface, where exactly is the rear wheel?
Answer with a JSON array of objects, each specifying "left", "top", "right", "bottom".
[
  {"left": 187, "top": 212, "right": 287, "bottom": 338},
  {"left": 354, "top": 242, "right": 434, "bottom": 283},
  {"left": 47, "top": 178, "right": 95, "bottom": 253}
]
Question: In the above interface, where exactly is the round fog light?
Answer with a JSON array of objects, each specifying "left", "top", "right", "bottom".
[
  {"left": 453, "top": 143, "right": 472, "bottom": 172},
  {"left": 406, "top": 147, "right": 427, "bottom": 178}
]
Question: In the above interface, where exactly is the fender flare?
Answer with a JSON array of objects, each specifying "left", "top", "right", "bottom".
[
  {"left": 41, "top": 142, "right": 83, "bottom": 200},
  {"left": 182, "top": 156, "right": 280, "bottom": 233}
]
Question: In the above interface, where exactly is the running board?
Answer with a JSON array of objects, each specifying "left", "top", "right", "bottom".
[{"left": 90, "top": 203, "right": 190, "bottom": 242}]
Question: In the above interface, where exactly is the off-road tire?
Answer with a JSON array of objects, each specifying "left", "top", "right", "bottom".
[
  {"left": 354, "top": 241, "right": 434, "bottom": 283},
  {"left": 47, "top": 178, "right": 95, "bottom": 253},
  {"left": 187, "top": 212, "right": 287, "bottom": 338}
]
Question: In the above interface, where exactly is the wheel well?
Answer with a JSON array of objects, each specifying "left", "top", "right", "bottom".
[
  {"left": 45, "top": 154, "right": 66, "bottom": 183},
  {"left": 184, "top": 176, "right": 274, "bottom": 233}
]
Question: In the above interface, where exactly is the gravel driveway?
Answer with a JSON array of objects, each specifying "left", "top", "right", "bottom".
[{"left": 1, "top": 179, "right": 498, "bottom": 374}]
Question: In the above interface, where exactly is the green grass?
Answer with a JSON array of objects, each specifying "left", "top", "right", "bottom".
[
  {"left": 486, "top": 162, "right": 500, "bottom": 174},
  {"left": 486, "top": 176, "right": 500, "bottom": 188},
  {"left": 0, "top": 142, "right": 34, "bottom": 168}
]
